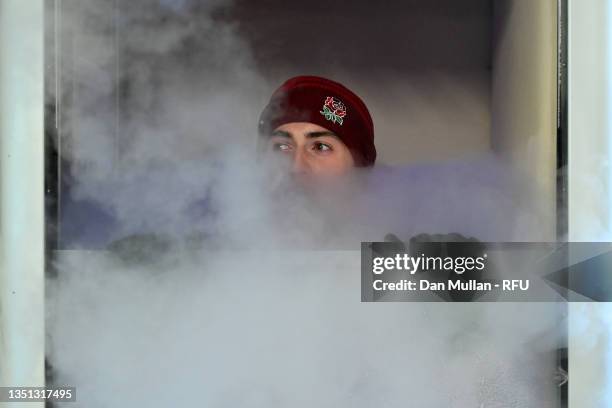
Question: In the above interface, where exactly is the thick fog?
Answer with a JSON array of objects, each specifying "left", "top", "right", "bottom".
[{"left": 45, "top": 0, "right": 587, "bottom": 406}]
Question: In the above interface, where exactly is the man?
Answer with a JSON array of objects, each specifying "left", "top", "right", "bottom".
[
  {"left": 257, "top": 75, "right": 377, "bottom": 183},
  {"left": 257, "top": 77, "right": 484, "bottom": 288}
]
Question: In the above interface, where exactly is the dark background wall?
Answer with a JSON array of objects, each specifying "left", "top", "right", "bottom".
[{"left": 228, "top": 0, "right": 492, "bottom": 74}]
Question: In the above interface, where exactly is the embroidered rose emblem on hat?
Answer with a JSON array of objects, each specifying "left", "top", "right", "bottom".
[{"left": 320, "top": 96, "right": 347, "bottom": 125}]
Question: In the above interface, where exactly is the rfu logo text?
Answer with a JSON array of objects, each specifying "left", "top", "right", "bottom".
[{"left": 502, "top": 280, "right": 529, "bottom": 291}]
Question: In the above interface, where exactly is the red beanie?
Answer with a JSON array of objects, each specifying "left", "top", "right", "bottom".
[{"left": 258, "top": 76, "right": 376, "bottom": 167}]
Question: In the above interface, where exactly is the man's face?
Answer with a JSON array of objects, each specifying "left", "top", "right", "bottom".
[{"left": 265, "top": 122, "right": 355, "bottom": 181}]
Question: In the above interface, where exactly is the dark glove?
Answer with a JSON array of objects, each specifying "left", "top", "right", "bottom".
[{"left": 384, "top": 232, "right": 488, "bottom": 302}]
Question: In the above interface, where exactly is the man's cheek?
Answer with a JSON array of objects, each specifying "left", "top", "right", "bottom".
[{"left": 312, "top": 161, "right": 351, "bottom": 177}]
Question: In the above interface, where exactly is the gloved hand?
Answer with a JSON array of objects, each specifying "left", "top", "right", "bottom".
[{"left": 384, "top": 232, "right": 488, "bottom": 302}]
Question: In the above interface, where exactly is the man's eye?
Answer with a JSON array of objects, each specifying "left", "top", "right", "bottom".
[
  {"left": 272, "top": 143, "right": 291, "bottom": 152},
  {"left": 313, "top": 142, "right": 332, "bottom": 152}
]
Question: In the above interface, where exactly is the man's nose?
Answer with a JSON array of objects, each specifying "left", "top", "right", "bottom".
[{"left": 291, "top": 151, "right": 310, "bottom": 174}]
